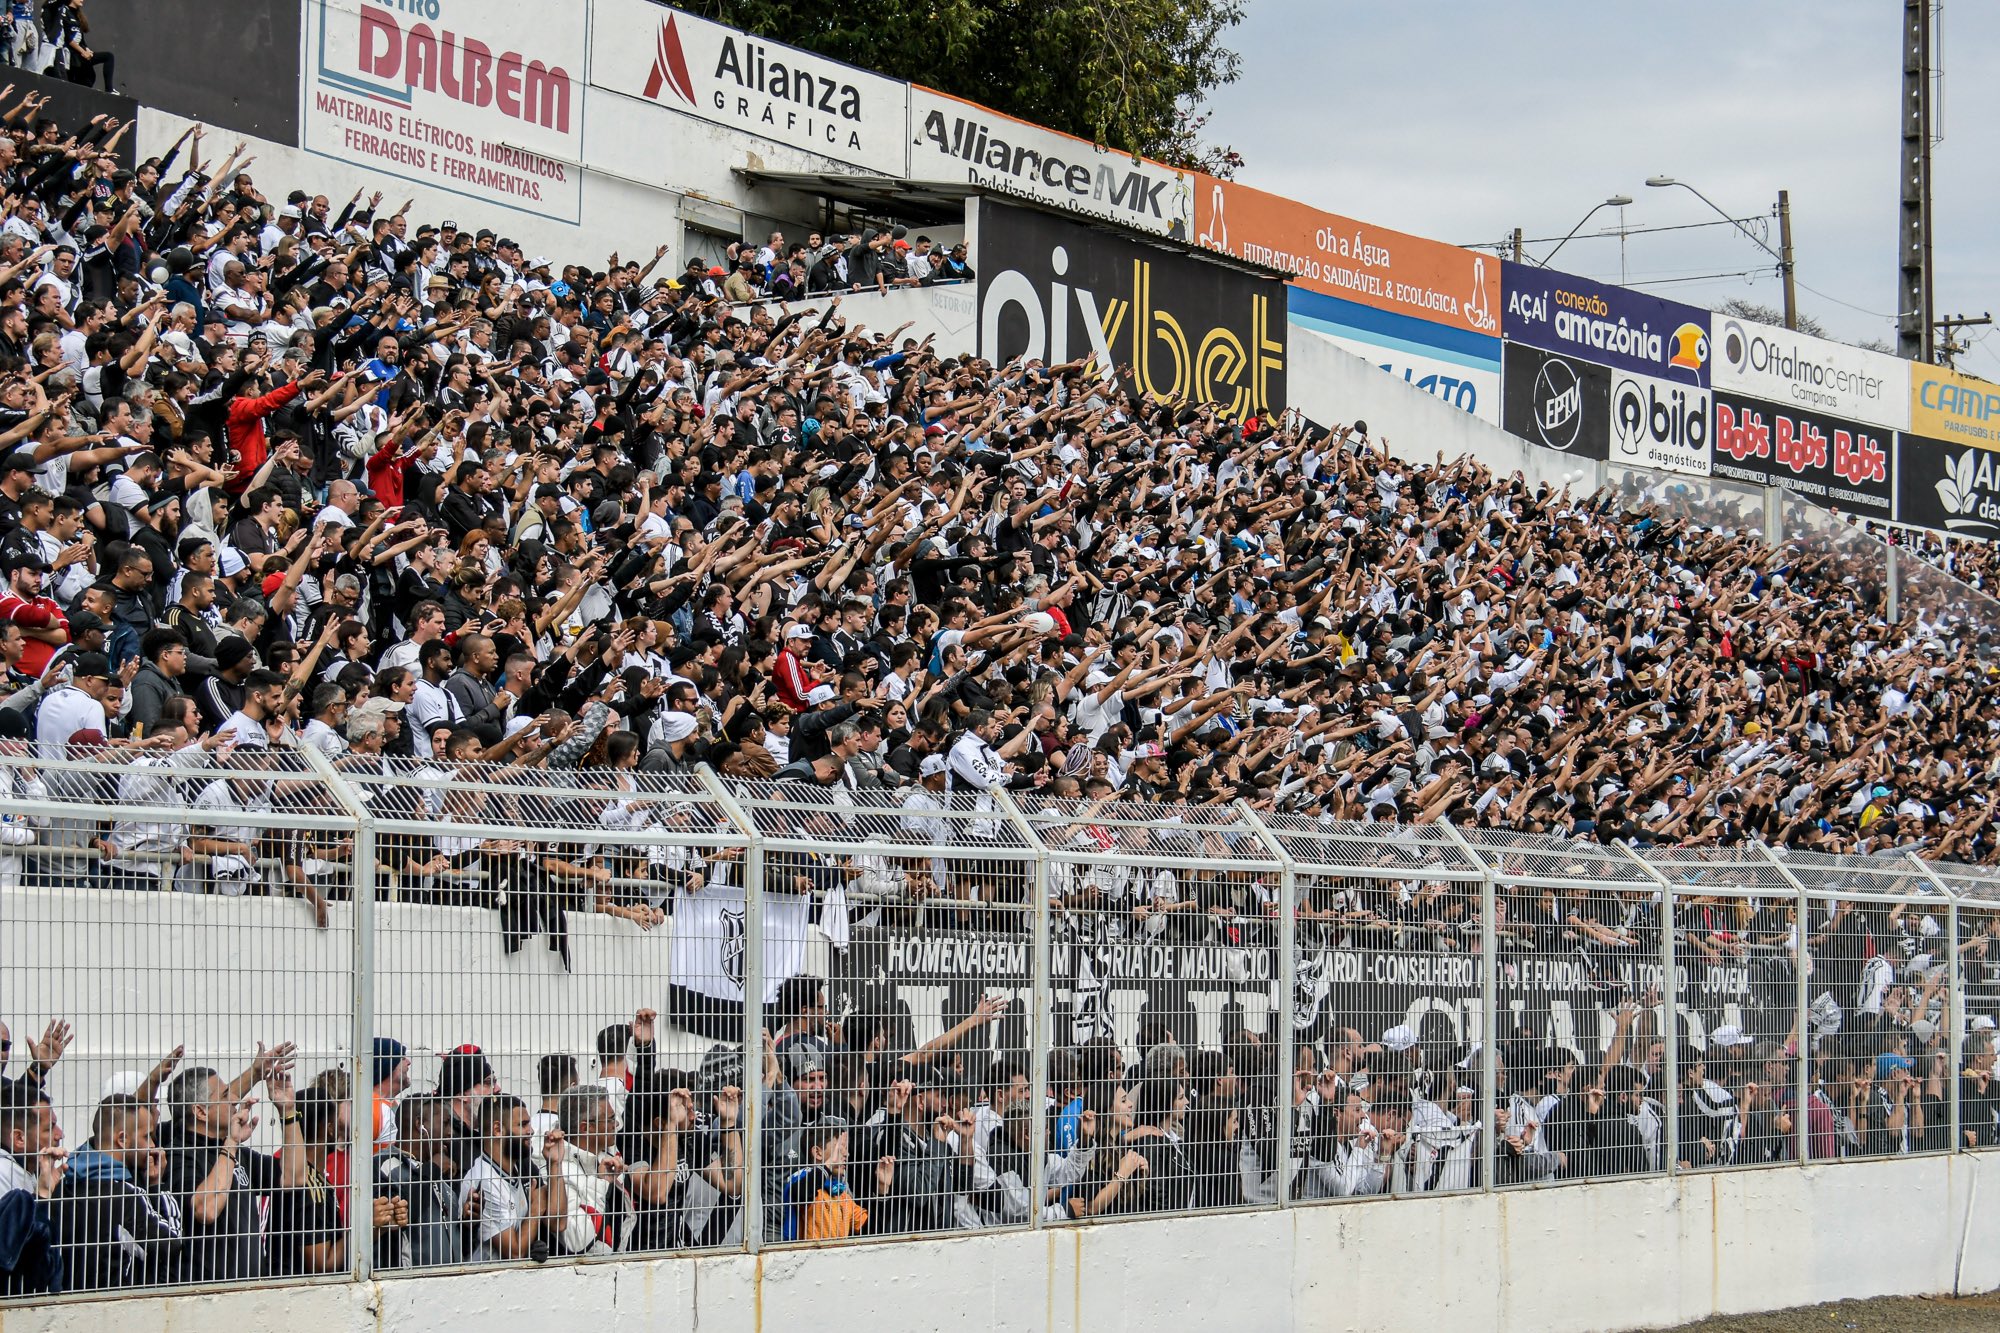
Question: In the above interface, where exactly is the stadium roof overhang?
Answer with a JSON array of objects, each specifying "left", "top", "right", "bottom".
[
  {"left": 733, "top": 169, "right": 1294, "bottom": 280},
  {"left": 732, "top": 169, "right": 980, "bottom": 226}
]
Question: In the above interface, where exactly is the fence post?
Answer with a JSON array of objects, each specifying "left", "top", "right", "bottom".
[
  {"left": 298, "top": 743, "right": 376, "bottom": 1282},
  {"left": 1904, "top": 855, "right": 1961, "bottom": 1155},
  {"left": 697, "top": 765, "right": 763, "bottom": 1252},
  {"left": 1440, "top": 823, "right": 1497, "bottom": 1193},
  {"left": 1754, "top": 842, "right": 1814, "bottom": 1166},
  {"left": 1236, "top": 802, "right": 1295, "bottom": 1207},
  {"left": 994, "top": 791, "right": 1050, "bottom": 1230},
  {"left": 1619, "top": 845, "right": 1678, "bottom": 1173}
]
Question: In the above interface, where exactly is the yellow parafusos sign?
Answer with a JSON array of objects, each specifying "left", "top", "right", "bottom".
[{"left": 1910, "top": 362, "right": 2000, "bottom": 449}]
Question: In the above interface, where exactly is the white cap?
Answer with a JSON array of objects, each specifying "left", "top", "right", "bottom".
[
  {"left": 919, "top": 754, "right": 948, "bottom": 779},
  {"left": 1708, "top": 1025, "right": 1751, "bottom": 1048},
  {"left": 100, "top": 1070, "right": 143, "bottom": 1099},
  {"left": 652, "top": 711, "right": 698, "bottom": 744},
  {"left": 784, "top": 623, "right": 814, "bottom": 641},
  {"left": 1380, "top": 1024, "right": 1417, "bottom": 1053},
  {"left": 806, "top": 684, "right": 837, "bottom": 706}
]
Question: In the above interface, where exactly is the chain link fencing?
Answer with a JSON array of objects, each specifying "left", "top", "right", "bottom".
[{"left": 0, "top": 756, "right": 1994, "bottom": 1303}]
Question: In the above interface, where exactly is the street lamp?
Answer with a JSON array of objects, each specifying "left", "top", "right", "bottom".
[
  {"left": 1646, "top": 176, "right": 1797, "bottom": 329},
  {"left": 1536, "top": 195, "right": 1635, "bottom": 269}
]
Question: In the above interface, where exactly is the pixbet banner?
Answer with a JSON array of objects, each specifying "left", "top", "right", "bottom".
[
  {"left": 911, "top": 88, "right": 1193, "bottom": 239},
  {"left": 1501, "top": 261, "right": 1712, "bottom": 386},
  {"left": 1711, "top": 392, "right": 1893, "bottom": 518},
  {"left": 1501, "top": 342, "right": 1611, "bottom": 461},
  {"left": 1710, "top": 314, "right": 1908, "bottom": 433},
  {"left": 1909, "top": 362, "right": 2000, "bottom": 450},
  {"left": 303, "top": 0, "right": 586, "bottom": 222},
  {"left": 1609, "top": 369, "right": 1713, "bottom": 477},
  {"left": 975, "top": 198, "right": 1287, "bottom": 423},
  {"left": 592, "top": 0, "right": 910, "bottom": 176}
]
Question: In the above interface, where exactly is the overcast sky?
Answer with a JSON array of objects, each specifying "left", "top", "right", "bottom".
[{"left": 1205, "top": 1, "right": 1998, "bottom": 372}]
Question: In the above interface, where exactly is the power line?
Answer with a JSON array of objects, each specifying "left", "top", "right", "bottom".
[
  {"left": 1455, "top": 214, "right": 1767, "bottom": 252},
  {"left": 1621, "top": 268, "right": 1769, "bottom": 289}
]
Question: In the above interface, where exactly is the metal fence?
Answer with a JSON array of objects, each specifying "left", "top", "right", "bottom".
[{"left": 0, "top": 752, "right": 1994, "bottom": 1301}]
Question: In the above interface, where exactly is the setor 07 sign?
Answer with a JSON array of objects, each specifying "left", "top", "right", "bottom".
[
  {"left": 975, "top": 199, "right": 1286, "bottom": 423},
  {"left": 1711, "top": 392, "right": 1892, "bottom": 517}
]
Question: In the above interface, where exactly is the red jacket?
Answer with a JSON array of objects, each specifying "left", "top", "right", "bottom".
[
  {"left": 366, "top": 435, "right": 409, "bottom": 509},
  {"left": 0, "top": 593, "right": 65, "bottom": 675},
  {"left": 775, "top": 646, "right": 813, "bottom": 711},
  {"left": 223, "top": 381, "right": 302, "bottom": 493}
]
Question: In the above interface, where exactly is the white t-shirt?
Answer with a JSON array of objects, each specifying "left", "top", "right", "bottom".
[
  {"left": 35, "top": 686, "right": 107, "bottom": 760},
  {"left": 460, "top": 1155, "right": 530, "bottom": 1263}
]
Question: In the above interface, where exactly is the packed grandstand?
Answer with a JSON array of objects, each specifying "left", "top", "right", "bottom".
[{"left": 0, "top": 0, "right": 1995, "bottom": 1305}]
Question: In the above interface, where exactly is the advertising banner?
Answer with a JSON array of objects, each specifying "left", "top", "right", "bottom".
[
  {"left": 831, "top": 925, "right": 1757, "bottom": 1066},
  {"left": 975, "top": 199, "right": 1286, "bottom": 422},
  {"left": 1291, "top": 287, "right": 1500, "bottom": 426},
  {"left": 1502, "top": 261, "right": 1712, "bottom": 386},
  {"left": 911, "top": 88, "right": 1192, "bottom": 239},
  {"left": 1501, "top": 342, "right": 1611, "bottom": 461},
  {"left": 303, "top": 0, "right": 586, "bottom": 222},
  {"left": 1194, "top": 176, "right": 1501, "bottom": 337},
  {"left": 1712, "top": 393, "right": 1893, "bottom": 517},
  {"left": 1710, "top": 314, "right": 1908, "bottom": 432},
  {"left": 1909, "top": 363, "right": 2000, "bottom": 449},
  {"left": 1609, "top": 369, "right": 1713, "bottom": 477},
  {"left": 1896, "top": 432, "right": 2000, "bottom": 538},
  {"left": 592, "top": 0, "right": 909, "bottom": 176}
]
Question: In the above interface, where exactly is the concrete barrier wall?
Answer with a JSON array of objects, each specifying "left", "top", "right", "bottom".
[
  {"left": 1287, "top": 324, "right": 1592, "bottom": 494},
  {"left": 7, "top": 1153, "right": 1994, "bottom": 1333}
]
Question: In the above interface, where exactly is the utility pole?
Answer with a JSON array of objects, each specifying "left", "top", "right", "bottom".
[
  {"left": 1778, "top": 189, "right": 1797, "bottom": 330},
  {"left": 1934, "top": 313, "right": 1992, "bottom": 369},
  {"left": 1898, "top": 0, "right": 1935, "bottom": 361},
  {"left": 1511, "top": 227, "right": 1523, "bottom": 264}
]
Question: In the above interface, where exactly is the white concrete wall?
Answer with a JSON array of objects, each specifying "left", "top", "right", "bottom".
[
  {"left": 0, "top": 881, "right": 791, "bottom": 1142},
  {"left": 1288, "top": 325, "right": 1592, "bottom": 495},
  {"left": 7, "top": 1153, "right": 1995, "bottom": 1332}
]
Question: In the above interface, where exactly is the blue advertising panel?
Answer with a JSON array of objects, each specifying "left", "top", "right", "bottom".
[{"left": 1502, "top": 260, "right": 1712, "bottom": 386}]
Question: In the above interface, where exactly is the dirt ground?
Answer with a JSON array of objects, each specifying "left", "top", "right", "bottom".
[{"left": 1657, "top": 1292, "right": 2000, "bottom": 1333}]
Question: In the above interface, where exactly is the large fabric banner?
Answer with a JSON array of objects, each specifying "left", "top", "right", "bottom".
[{"left": 976, "top": 198, "right": 1288, "bottom": 422}]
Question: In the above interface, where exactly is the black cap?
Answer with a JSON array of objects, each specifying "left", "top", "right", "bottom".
[
  {"left": 65, "top": 610, "right": 104, "bottom": 637},
  {"left": 0, "top": 452, "right": 36, "bottom": 476},
  {"left": 438, "top": 1050, "right": 498, "bottom": 1099},
  {"left": 1, "top": 548, "right": 48, "bottom": 574},
  {"left": 69, "top": 651, "right": 112, "bottom": 680},
  {"left": 214, "top": 636, "right": 255, "bottom": 672}
]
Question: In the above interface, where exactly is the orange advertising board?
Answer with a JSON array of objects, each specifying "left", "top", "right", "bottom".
[{"left": 1192, "top": 175, "right": 1500, "bottom": 337}]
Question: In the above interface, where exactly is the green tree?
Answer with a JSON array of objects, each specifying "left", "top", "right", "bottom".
[
  {"left": 685, "top": 0, "right": 1245, "bottom": 175},
  {"left": 1717, "top": 298, "right": 1825, "bottom": 340}
]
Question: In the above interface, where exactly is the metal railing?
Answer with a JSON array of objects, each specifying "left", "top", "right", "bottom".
[{"left": 0, "top": 751, "right": 1993, "bottom": 1300}]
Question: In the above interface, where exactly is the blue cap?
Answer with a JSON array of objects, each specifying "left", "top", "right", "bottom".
[
  {"left": 1875, "top": 1053, "right": 1913, "bottom": 1081},
  {"left": 372, "top": 1036, "right": 408, "bottom": 1088}
]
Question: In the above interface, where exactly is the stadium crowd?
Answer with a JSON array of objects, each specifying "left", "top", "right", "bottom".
[{"left": 0, "top": 43, "right": 1995, "bottom": 1290}]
